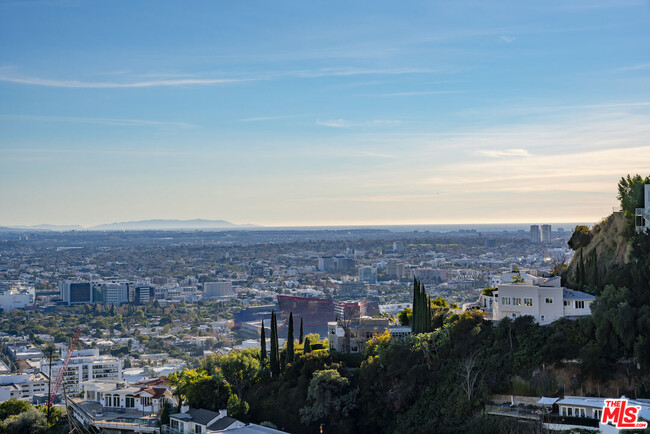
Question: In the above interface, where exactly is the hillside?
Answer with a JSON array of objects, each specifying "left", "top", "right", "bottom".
[{"left": 564, "top": 212, "right": 633, "bottom": 292}]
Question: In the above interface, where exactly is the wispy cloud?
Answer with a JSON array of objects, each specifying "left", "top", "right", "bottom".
[
  {"left": 316, "top": 119, "right": 402, "bottom": 128},
  {"left": 0, "top": 114, "right": 195, "bottom": 128},
  {"left": 477, "top": 148, "right": 531, "bottom": 158},
  {"left": 0, "top": 74, "right": 254, "bottom": 88},
  {"left": 240, "top": 115, "right": 295, "bottom": 122},
  {"left": 364, "top": 90, "right": 461, "bottom": 97},
  {"left": 288, "top": 67, "right": 437, "bottom": 78},
  {"left": 500, "top": 35, "right": 516, "bottom": 43}
]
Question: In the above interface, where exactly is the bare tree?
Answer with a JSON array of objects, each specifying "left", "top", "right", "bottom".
[{"left": 459, "top": 351, "right": 481, "bottom": 404}]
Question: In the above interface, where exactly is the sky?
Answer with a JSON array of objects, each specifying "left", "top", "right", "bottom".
[{"left": 1, "top": 0, "right": 650, "bottom": 227}]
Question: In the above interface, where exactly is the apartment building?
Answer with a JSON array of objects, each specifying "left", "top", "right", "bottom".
[
  {"left": 41, "top": 349, "right": 122, "bottom": 393},
  {"left": 0, "top": 373, "right": 48, "bottom": 403}
]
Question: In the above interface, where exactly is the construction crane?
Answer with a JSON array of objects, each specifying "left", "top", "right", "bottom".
[{"left": 47, "top": 326, "right": 82, "bottom": 409}]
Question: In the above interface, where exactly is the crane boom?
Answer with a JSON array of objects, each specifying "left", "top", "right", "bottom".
[{"left": 47, "top": 326, "right": 81, "bottom": 408}]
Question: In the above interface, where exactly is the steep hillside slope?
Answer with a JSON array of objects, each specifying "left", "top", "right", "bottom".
[{"left": 564, "top": 212, "right": 633, "bottom": 292}]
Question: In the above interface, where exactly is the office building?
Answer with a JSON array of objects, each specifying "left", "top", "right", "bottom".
[
  {"left": 358, "top": 266, "right": 377, "bottom": 283},
  {"left": 530, "top": 225, "right": 541, "bottom": 243},
  {"left": 277, "top": 295, "right": 335, "bottom": 337},
  {"left": 392, "top": 241, "right": 404, "bottom": 252},
  {"left": 334, "top": 256, "right": 355, "bottom": 273},
  {"left": 133, "top": 285, "right": 155, "bottom": 305},
  {"left": 334, "top": 300, "right": 380, "bottom": 321},
  {"left": 338, "top": 281, "right": 367, "bottom": 297},
  {"left": 541, "top": 224, "right": 552, "bottom": 244},
  {"left": 60, "top": 282, "right": 93, "bottom": 305},
  {"left": 103, "top": 282, "right": 130, "bottom": 306},
  {"left": 203, "top": 281, "right": 234, "bottom": 299},
  {"left": 386, "top": 262, "right": 405, "bottom": 278},
  {"left": 317, "top": 256, "right": 336, "bottom": 272}
]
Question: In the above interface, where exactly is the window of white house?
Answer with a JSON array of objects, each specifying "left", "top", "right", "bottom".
[
  {"left": 501, "top": 297, "right": 511, "bottom": 305},
  {"left": 564, "top": 300, "right": 571, "bottom": 306},
  {"left": 511, "top": 313, "right": 517, "bottom": 318},
  {"left": 513, "top": 298, "right": 522, "bottom": 306},
  {"left": 562, "top": 407, "right": 567, "bottom": 416},
  {"left": 541, "top": 315, "right": 545, "bottom": 322},
  {"left": 594, "top": 409, "right": 601, "bottom": 419},
  {"left": 576, "top": 301, "right": 585, "bottom": 309},
  {"left": 195, "top": 424, "right": 203, "bottom": 433},
  {"left": 545, "top": 298, "right": 553, "bottom": 304},
  {"left": 524, "top": 298, "right": 533, "bottom": 306},
  {"left": 125, "top": 395, "right": 134, "bottom": 408},
  {"left": 141, "top": 396, "right": 151, "bottom": 407},
  {"left": 568, "top": 407, "right": 573, "bottom": 416}
]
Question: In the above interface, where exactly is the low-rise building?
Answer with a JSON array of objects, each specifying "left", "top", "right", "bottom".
[{"left": 0, "top": 373, "right": 48, "bottom": 403}]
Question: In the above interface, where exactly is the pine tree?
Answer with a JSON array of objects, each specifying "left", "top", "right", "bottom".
[
  {"left": 303, "top": 336, "right": 312, "bottom": 353},
  {"left": 260, "top": 319, "right": 267, "bottom": 363},
  {"left": 269, "top": 312, "right": 280, "bottom": 378},
  {"left": 287, "top": 312, "right": 295, "bottom": 364},
  {"left": 299, "top": 317, "right": 304, "bottom": 344},
  {"left": 412, "top": 278, "right": 420, "bottom": 333}
]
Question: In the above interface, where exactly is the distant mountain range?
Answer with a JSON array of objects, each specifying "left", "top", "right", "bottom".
[{"left": 4, "top": 219, "right": 259, "bottom": 231}]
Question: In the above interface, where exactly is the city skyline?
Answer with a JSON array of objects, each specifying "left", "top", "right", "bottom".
[{"left": 2, "top": 0, "right": 650, "bottom": 227}]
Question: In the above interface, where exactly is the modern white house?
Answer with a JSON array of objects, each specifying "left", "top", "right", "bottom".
[
  {"left": 493, "top": 276, "right": 595, "bottom": 325},
  {"left": 635, "top": 184, "right": 650, "bottom": 232}
]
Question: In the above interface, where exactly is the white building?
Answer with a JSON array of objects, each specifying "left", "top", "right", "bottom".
[
  {"left": 81, "top": 380, "right": 172, "bottom": 414},
  {"left": 203, "top": 281, "right": 234, "bottom": 299},
  {"left": 0, "top": 373, "right": 48, "bottom": 403},
  {"left": 635, "top": 184, "right": 650, "bottom": 232},
  {"left": 0, "top": 288, "right": 34, "bottom": 310},
  {"left": 41, "top": 349, "right": 122, "bottom": 393},
  {"left": 493, "top": 276, "right": 595, "bottom": 325},
  {"left": 317, "top": 256, "right": 336, "bottom": 272},
  {"left": 103, "top": 282, "right": 130, "bottom": 306}
]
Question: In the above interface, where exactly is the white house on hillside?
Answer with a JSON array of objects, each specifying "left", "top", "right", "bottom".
[
  {"left": 493, "top": 276, "right": 595, "bottom": 325},
  {"left": 635, "top": 184, "right": 650, "bottom": 232}
]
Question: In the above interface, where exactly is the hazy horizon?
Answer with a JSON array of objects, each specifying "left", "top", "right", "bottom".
[{"left": 2, "top": 1, "right": 649, "bottom": 227}]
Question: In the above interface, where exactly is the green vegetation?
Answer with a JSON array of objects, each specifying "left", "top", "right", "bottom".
[{"left": 0, "top": 399, "right": 64, "bottom": 434}]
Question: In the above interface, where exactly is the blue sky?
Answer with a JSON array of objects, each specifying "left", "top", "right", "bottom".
[{"left": 1, "top": 0, "right": 649, "bottom": 227}]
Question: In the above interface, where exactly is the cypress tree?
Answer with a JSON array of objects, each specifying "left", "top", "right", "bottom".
[
  {"left": 299, "top": 317, "right": 304, "bottom": 344},
  {"left": 269, "top": 312, "right": 280, "bottom": 377},
  {"left": 426, "top": 296, "right": 432, "bottom": 333},
  {"left": 591, "top": 250, "right": 599, "bottom": 292},
  {"left": 303, "top": 336, "right": 312, "bottom": 353},
  {"left": 578, "top": 249, "right": 586, "bottom": 290},
  {"left": 287, "top": 312, "right": 295, "bottom": 364},
  {"left": 412, "top": 278, "right": 420, "bottom": 333},
  {"left": 260, "top": 319, "right": 267, "bottom": 363}
]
